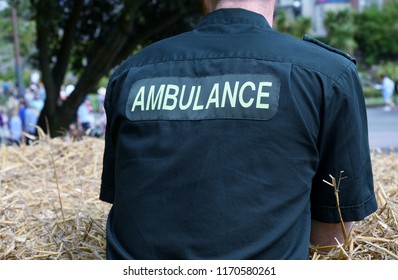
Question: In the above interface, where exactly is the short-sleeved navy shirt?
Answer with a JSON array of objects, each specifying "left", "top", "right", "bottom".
[{"left": 100, "top": 8, "right": 377, "bottom": 260}]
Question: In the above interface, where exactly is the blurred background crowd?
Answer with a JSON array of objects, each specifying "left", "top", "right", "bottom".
[{"left": 0, "top": 71, "right": 106, "bottom": 145}]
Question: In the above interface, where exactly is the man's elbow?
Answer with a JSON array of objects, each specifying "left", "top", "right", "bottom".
[{"left": 310, "top": 219, "right": 354, "bottom": 249}]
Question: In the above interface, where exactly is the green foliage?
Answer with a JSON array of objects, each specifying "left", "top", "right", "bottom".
[
  {"left": 0, "top": 1, "right": 36, "bottom": 57},
  {"left": 28, "top": 0, "right": 202, "bottom": 77},
  {"left": 323, "top": 9, "right": 357, "bottom": 55},
  {"left": 355, "top": 1, "right": 398, "bottom": 65},
  {"left": 291, "top": 16, "right": 312, "bottom": 39},
  {"left": 0, "top": 9, "right": 13, "bottom": 42},
  {"left": 362, "top": 86, "right": 382, "bottom": 99},
  {"left": 0, "top": 71, "right": 16, "bottom": 82},
  {"left": 0, "top": 1, "right": 36, "bottom": 82},
  {"left": 274, "top": 11, "right": 312, "bottom": 39},
  {"left": 376, "top": 62, "right": 398, "bottom": 80},
  {"left": 274, "top": 11, "right": 290, "bottom": 34}
]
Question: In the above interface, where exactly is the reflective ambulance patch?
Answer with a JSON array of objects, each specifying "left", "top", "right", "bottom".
[{"left": 125, "top": 74, "right": 280, "bottom": 121}]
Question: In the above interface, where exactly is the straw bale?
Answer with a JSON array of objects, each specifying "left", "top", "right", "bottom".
[
  {"left": 0, "top": 136, "right": 110, "bottom": 260},
  {"left": 0, "top": 136, "right": 397, "bottom": 260}
]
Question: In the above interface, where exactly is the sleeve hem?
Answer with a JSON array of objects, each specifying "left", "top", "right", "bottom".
[
  {"left": 100, "top": 183, "right": 115, "bottom": 204},
  {"left": 311, "top": 193, "right": 378, "bottom": 223}
]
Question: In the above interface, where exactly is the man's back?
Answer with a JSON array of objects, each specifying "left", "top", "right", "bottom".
[{"left": 101, "top": 8, "right": 376, "bottom": 259}]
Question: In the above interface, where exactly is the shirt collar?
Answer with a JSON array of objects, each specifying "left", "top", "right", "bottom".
[{"left": 196, "top": 8, "right": 272, "bottom": 31}]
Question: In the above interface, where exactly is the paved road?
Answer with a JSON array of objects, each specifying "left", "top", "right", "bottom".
[{"left": 367, "top": 106, "right": 398, "bottom": 152}]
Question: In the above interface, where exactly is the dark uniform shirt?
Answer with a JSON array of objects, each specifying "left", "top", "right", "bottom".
[{"left": 100, "top": 8, "right": 377, "bottom": 260}]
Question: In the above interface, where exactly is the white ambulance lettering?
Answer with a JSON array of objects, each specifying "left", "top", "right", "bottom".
[
  {"left": 192, "top": 85, "right": 204, "bottom": 111},
  {"left": 179, "top": 85, "right": 196, "bottom": 110},
  {"left": 238, "top": 81, "right": 255, "bottom": 108},
  {"left": 131, "top": 86, "right": 145, "bottom": 111},
  {"left": 221, "top": 81, "right": 239, "bottom": 108},
  {"left": 131, "top": 81, "right": 272, "bottom": 112},
  {"left": 162, "top": 84, "right": 180, "bottom": 110},
  {"left": 256, "top": 82, "right": 272, "bottom": 109},
  {"left": 146, "top": 84, "right": 165, "bottom": 110},
  {"left": 206, "top": 83, "right": 220, "bottom": 109}
]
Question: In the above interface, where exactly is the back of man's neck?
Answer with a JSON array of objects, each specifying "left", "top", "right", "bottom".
[{"left": 214, "top": 0, "right": 275, "bottom": 26}]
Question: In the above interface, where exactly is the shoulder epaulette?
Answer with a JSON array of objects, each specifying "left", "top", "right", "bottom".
[{"left": 303, "top": 34, "right": 356, "bottom": 65}]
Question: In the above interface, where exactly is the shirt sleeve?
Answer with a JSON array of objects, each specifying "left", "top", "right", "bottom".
[
  {"left": 311, "top": 63, "right": 378, "bottom": 223},
  {"left": 100, "top": 78, "right": 117, "bottom": 204}
]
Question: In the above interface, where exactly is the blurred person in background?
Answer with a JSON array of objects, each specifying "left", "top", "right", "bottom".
[
  {"left": 24, "top": 102, "right": 39, "bottom": 144},
  {"left": 381, "top": 74, "right": 395, "bottom": 111},
  {"left": 0, "top": 107, "right": 9, "bottom": 144},
  {"left": 77, "top": 97, "right": 94, "bottom": 134},
  {"left": 9, "top": 108, "right": 22, "bottom": 146}
]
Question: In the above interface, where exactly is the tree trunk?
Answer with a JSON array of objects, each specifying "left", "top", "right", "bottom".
[{"left": 34, "top": 0, "right": 197, "bottom": 137}]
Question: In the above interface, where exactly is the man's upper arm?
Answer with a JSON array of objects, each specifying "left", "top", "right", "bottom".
[{"left": 310, "top": 220, "right": 353, "bottom": 247}]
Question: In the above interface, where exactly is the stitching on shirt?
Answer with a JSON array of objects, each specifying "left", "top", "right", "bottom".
[
  {"left": 312, "top": 192, "right": 376, "bottom": 211},
  {"left": 112, "top": 55, "right": 349, "bottom": 84}
]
